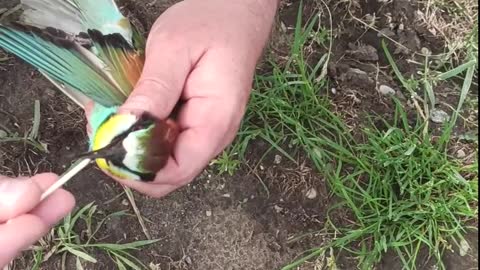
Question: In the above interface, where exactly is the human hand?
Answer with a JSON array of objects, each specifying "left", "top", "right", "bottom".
[
  {"left": 0, "top": 174, "right": 75, "bottom": 267},
  {"left": 106, "top": 0, "right": 279, "bottom": 197}
]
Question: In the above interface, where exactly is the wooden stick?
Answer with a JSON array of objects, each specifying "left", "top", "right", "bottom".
[
  {"left": 123, "top": 186, "right": 152, "bottom": 240},
  {"left": 40, "top": 158, "right": 92, "bottom": 201}
]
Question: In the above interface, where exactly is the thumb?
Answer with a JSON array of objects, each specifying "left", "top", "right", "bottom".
[
  {"left": 0, "top": 177, "right": 42, "bottom": 222},
  {"left": 119, "top": 31, "right": 195, "bottom": 120}
]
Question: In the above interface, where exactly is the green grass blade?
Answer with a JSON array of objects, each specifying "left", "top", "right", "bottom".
[
  {"left": 63, "top": 246, "right": 97, "bottom": 263},
  {"left": 28, "top": 99, "right": 41, "bottom": 140}
]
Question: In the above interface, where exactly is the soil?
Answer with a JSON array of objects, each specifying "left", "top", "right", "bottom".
[{"left": 0, "top": 0, "right": 478, "bottom": 270}]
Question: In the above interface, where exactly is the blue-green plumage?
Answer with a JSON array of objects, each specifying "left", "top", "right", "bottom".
[
  {"left": 0, "top": 27, "right": 127, "bottom": 106},
  {"left": 0, "top": 24, "right": 128, "bottom": 148},
  {"left": 88, "top": 104, "right": 119, "bottom": 147},
  {"left": 0, "top": 0, "right": 178, "bottom": 181}
]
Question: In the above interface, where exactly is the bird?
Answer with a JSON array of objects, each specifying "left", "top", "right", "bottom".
[{"left": 0, "top": 0, "right": 179, "bottom": 182}]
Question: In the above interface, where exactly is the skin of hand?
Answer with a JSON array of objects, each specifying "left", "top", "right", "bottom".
[
  {"left": 88, "top": 0, "right": 280, "bottom": 197},
  {"left": 0, "top": 174, "right": 75, "bottom": 268}
]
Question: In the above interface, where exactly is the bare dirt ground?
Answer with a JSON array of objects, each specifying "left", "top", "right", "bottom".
[{"left": 0, "top": 0, "right": 478, "bottom": 269}]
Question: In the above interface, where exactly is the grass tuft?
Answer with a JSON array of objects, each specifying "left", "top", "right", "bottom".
[
  {"left": 214, "top": 1, "right": 349, "bottom": 176},
  {"left": 213, "top": 2, "right": 478, "bottom": 269},
  {"left": 30, "top": 202, "right": 159, "bottom": 270},
  {"left": 320, "top": 98, "right": 478, "bottom": 269},
  {"left": 0, "top": 100, "right": 48, "bottom": 153},
  {"left": 419, "top": 0, "right": 478, "bottom": 63}
]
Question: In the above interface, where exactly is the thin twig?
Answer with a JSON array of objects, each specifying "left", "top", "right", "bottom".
[
  {"left": 123, "top": 186, "right": 152, "bottom": 240},
  {"left": 245, "top": 163, "right": 270, "bottom": 198}
]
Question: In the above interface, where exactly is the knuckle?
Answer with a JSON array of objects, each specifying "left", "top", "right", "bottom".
[
  {"left": 138, "top": 77, "right": 172, "bottom": 94},
  {"left": 147, "top": 25, "right": 187, "bottom": 54},
  {"left": 132, "top": 78, "right": 177, "bottom": 118}
]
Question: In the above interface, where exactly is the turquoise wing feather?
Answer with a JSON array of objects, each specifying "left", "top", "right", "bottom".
[
  {"left": 74, "top": 0, "right": 134, "bottom": 44},
  {"left": 0, "top": 0, "right": 146, "bottom": 107},
  {"left": 0, "top": 0, "right": 175, "bottom": 180},
  {"left": 0, "top": 25, "right": 127, "bottom": 107}
]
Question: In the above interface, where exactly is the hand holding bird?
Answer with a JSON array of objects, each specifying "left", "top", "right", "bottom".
[
  {"left": 0, "top": 0, "right": 278, "bottom": 198},
  {"left": 0, "top": 0, "right": 278, "bottom": 265},
  {"left": 107, "top": 0, "right": 279, "bottom": 197}
]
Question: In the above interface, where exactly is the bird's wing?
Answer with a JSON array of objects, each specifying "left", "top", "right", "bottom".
[
  {"left": 0, "top": 0, "right": 146, "bottom": 107},
  {"left": 0, "top": 24, "right": 126, "bottom": 106}
]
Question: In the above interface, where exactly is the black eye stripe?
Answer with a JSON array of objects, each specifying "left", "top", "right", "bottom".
[
  {"left": 108, "top": 159, "right": 156, "bottom": 182},
  {"left": 94, "top": 112, "right": 160, "bottom": 183},
  {"left": 109, "top": 113, "right": 157, "bottom": 141}
]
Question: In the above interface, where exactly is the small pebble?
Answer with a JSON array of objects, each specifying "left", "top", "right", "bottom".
[
  {"left": 350, "top": 68, "right": 368, "bottom": 75},
  {"left": 430, "top": 109, "right": 450, "bottom": 124},
  {"left": 274, "top": 205, "right": 283, "bottom": 213},
  {"left": 456, "top": 149, "right": 466, "bottom": 159},
  {"left": 331, "top": 88, "right": 337, "bottom": 95},
  {"left": 274, "top": 154, "right": 282, "bottom": 164},
  {"left": 221, "top": 193, "right": 231, "bottom": 198},
  {"left": 379, "top": 85, "right": 396, "bottom": 96},
  {"left": 149, "top": 263, "right": 161, "bottom": 270},
  {"left": 121, "top": 199, "right": 129, "bottom": 206},
  {"left": 305, "top": 187, "right": 318, "bottom": 200},
  {"left": 206, "top": 210, "right": 212, "bottom": 217}
]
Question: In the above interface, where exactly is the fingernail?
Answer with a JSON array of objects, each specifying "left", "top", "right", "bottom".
[{"left": 0, "top": 179, "right": 31, "bottom": 207}]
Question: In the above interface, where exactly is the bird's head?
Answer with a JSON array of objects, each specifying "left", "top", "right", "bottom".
[{"left": 91, "top": 112, "right": 178, "bottom": 182}]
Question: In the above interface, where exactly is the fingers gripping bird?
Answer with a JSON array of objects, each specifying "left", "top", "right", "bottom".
[{"left": 0, "top": 0, "right": 179, "bottom": 182}]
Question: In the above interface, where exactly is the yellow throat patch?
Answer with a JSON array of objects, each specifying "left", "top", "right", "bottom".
[{"left": 92, "top": 113, "right": 138, "bottom": 180}]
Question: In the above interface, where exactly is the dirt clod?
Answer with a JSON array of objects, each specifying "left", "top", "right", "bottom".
[{"left": 346, "top": 43, "right": 379, "bottom": 62}]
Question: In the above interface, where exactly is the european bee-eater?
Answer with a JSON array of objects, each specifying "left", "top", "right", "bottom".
[{"left": 0, "top": 0, "right": 178, "bottom": 181}]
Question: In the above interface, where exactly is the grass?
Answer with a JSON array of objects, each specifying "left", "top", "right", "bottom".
[
  {"left": 1, "top": 0, "right": 476, "bottom": 269},
  {"left": 213, "top": 2, "right": 478, "bottom": 269},
  {"left": 29, "top": 202, "right": 159, "bottom": 270},
  {"left": 316, "top": 99, "right": 476, "bottom": 269},
  {"left": 0, "top": 99, "right": 48, "bottom": 153},
  {"left": 215, "top": 2, "right": 343, "bottom": 174},
  {"left": 281, "top": 98, "right": 478, "bottom": 269},
  {"left": 420, "top": 0, "right": 478, "bottom": 63}
]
